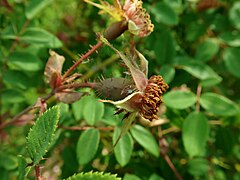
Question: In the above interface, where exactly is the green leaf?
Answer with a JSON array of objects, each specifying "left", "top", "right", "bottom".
[
  {"left": 17, "top": 155, "right": 31, "bottom": 180},
  {"left": 159, "top": 65, "right": 175, "bottom": 84},
  {"left": 123, "top": 174, "right": 141, "bottom": 180},
  {"left": 149, "top": 174, "right": 164, "bottom": 180},
  {"left": 76, "top": 128, "right": 100, "bottom": 165},
  {"left": 72, "top": 96, "right": 93, "bottom": 121},
  {"left": 163, "top": 90, "right": 196, "bottom": 109},
  {"left": 187, "top": 158, "right": 209, "bottom": 176},
  {"left": 200, "top": 93, "right": 240, "bottom": 116},
  {"left": 66, "top": 171, "right": 121, "bottom": 180},
  {"left": 229, "top": 2, "right": 240, "bottom": 30},
  {"left": 195, "top": 39, "right": 219, "bottom": 62},
  {"left": 20, "top": 27, "right": 62, "bottom": 48},
  {"left": 26, "top": 106, "right": 60, "bottom": 165},
  {"left": 151, "top": 2, "right": 178, "bottom": 25},
  {"left": 182, "top": 112, "right": 209, "bottom": 157},
  {"left": 2, "top": 70, "right": 30, "bottom": 89},
  {"left": 223, "top": 47, "right": 240, "bottom": 78},
  {"left": 25, "top": 0, "right": 53, "bottom": 19},
  {"left": 153, "top": 29, "right": 175, "bottom": 64},
  {"left": 130, "top": 125, "right": 159, "bottom": 157},
  {"left": 175, "top": 59, "right": 222, "bottom": 86},
  {"left": 113, "top": 127, "right": 133, "bottom": 167},
  {"left": 2, "top": 89, "right": 25, "bottom": 103},
  {"left": 83, "top": 96, "right": 104, "bottom": 125},
  {"left": 219, "top": 32, "right": 240, "bottom": 47},
  {"left": 7, "top": 51, "right": 43, "bottom": 72},
  {"left": 0, "top": 153, "right": 18, "bottom": 170}
]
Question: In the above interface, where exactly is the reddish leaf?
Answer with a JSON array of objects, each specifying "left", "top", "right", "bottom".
[{"left": 56, "top": 90, "right": 87, "bottom": 104}]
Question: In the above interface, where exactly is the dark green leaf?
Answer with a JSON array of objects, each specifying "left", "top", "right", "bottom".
[
  {"left": 195, "top": 39, "right": 219, "bottom": 62},
  {"left": 130, "top": 125, "right": 159, "bottom": 157},
  {"left": 3, "top": 70, "right": 30, "bottom": 89},
  {"left": 153, "top": 29, "right": 175, "bottom": 64},
  {"left": 7, "top": 51, "right": 43, "bottom": 72},
  {"left": 215, "top": 127, "right": 234, "bottom": 155},
  {"left": 76, "top": 128, "right": 100, "bottom": 165},
  {"left": 175, "top": 59, "right": 222, "bottom": 86},
  {"left": 229, "top": 2, "right": 240, "bottom": 30},
  {"left": 151, "top": 2, "right": 178, "bottom": 25},
  {"left": 113, "top": 127, "right": 133, "bottom": 167},
  {"left": 26, "top": 106, "right": 60, "bottom": 165},
  {"left": 0, "top": 153, "right": 18, "bottom": 170},
  {"left": 83, "top": 96, "right": 104, "bottom": 125},
  {"left": 25, "top": 0, "right": 53, "bottom": 19},
  {"left": 159, "top": 65, "right": 175, "bottom": 84},
  {"left": 163, "top": 90, "right": 196, "bottom": 109},
  {"left": 223, "top": 47, "right": 240, "bottom": 78},
  {"left": 20, "top": 27, "right": 62, "bottom": 48},
  {"left": 200, "top": 93, "right": 240, "bottom": 116},
  {"left": 187, "top": 158, "right": 209, "bottom": 176},
  {"left": 2, "top": 89, "right": 25, "bottom": 103},
  {"left": 219, "top": 32, "right": 240, "bottom": 47},
  {"left": 182, "top": 112, "right": 209, "bottom": 157}
]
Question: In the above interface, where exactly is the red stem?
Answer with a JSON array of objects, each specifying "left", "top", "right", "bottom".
[
  {"left": 35, "top": 165, "right": 42, "bottom": 180},
  {"left": 62, "top": 41, "right": 103, "bottom": 79}
]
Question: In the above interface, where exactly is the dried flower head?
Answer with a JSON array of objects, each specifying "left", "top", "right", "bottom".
[
  {"left": 100, "top": 36, "right": 168, "bottom": 121},
  {"left": 84, "top": 0, "right": 154, "bottom": 38},
  {"left": 123, "top": 0, "right": 154, "bottom": 37}
]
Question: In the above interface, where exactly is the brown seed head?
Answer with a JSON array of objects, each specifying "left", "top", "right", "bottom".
[{"left": 140, "top": 75, "right": 168, "bottom": 121}]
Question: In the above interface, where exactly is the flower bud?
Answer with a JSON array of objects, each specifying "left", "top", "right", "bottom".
[
  {"left": 94, "top": 77, "right": 135, "bottom": 101},
  {"left": 104, "top": 20, "right": 128, "bottom": 41}
]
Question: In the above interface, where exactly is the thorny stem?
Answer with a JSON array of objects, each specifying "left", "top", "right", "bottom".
[
  {"left": 196, "top": 84, "right": 202, "bottom": 112},
  {"left": 62, "top": 41, "right": 103, "bottom": 79},
  {"left": 35, "top": 165, "right": 42, "bottom": 180}
]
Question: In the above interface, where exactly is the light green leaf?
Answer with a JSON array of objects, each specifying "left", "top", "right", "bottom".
[
  {"left": 149, "top": 174, "right": 164, "bottom": 180},
  {"left": 195, "top": 39, "right": 219, "bottom": 62},
  {"left": 83, "top": 96, "right": 104, "bottom": 125},
  {"left": 123, "top": 174, "right": 141, "bottom": 180},
  {"left": 113, "top": 127, "right": 133, "bottom": 167},
  {"left": 25, "top": 0, "right": 53, "bottom": 19},
  {"left": 7, "top": 51, "right": 43, "bottom": 72},
  {"left": 159, "top": 65, "right": 175, "bottom": 84},
  {"left": 3, "top": 70, "right": 30, "bottom": 89},
  {"left": 17, "top": 155, "right": 31, "bottom": 180},
  {"left": 130, "top": 125, "right": 159, "bottom": 157},
  {"left": 72, "top": 96, "right": 92, "bottom": 120},
  {"left": 2, "top": 89, "right": 25, "bottom": 103},
  {"left": 163, "top": 90, "right": 196, "bottom": 109},
  {"left": 76, "top": 128, "right": 100, "bottom": 165},
  {"left": 20, "top": 27, "right": 62, "bottom": 48},
  {"left": 0, "top": 153, "right": 18, "bottom": 170},
  {"left": 223, "top": 47, "right": 240, "bottom": 78},
  {"left": 187, "top": 158, "right": 209, "bottom": 176},
  {"left": 26, "top": 106, "right": 60, "bottom": 165},
  {"left": 66, "top": 171, "right": 121, "bottom": 180},
  {"left": 229, "top": 2, "right": 240, "bottom": 30},
  {"left": 219, "top": 32, "right": 240, "bottom": 47},
  {"left": 200, "top": 93, "right": 239, "bottom": 116},
  {"left": 151, "top": 2, "right": 178, "bottom": 25},
  {"left": 182, "top": 112, "right": 209, "bottom": 157}
]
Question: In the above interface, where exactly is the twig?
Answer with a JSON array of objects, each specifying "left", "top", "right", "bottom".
[
  {"left": 62, "top": 41, "right": 103, "bottom": 79},
  {"left": 164, "top": 155, "right": 182, "bottom": 180},
  {"left": 196, "top": 84, "right": 202, "bottom": 112},
  {"left": 59, "top": 125, "right": 114, "bottom": 131},
  {"left": 35, "top": 165, "right": 42, "bottom": 180}
]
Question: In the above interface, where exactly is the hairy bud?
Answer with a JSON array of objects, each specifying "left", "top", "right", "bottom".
[{"left": 94, "top": 77, "right": 135, "bottom": 101}]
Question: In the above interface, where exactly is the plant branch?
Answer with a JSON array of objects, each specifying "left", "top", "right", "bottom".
[
  {"left": 196, "top": 84, "right": 202, "bottom": 112},
  {"left": 62, "top": 41, "right": 103, "bottom": 79},
  {"left": 164, "top": 155, "right": 182, "bottom": 180},
  {"left": 59, "top": 125, "right": 114, "bottom": 131},
  {"left": 35, "top": 165, "right": 42, "bottom": 180}
]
